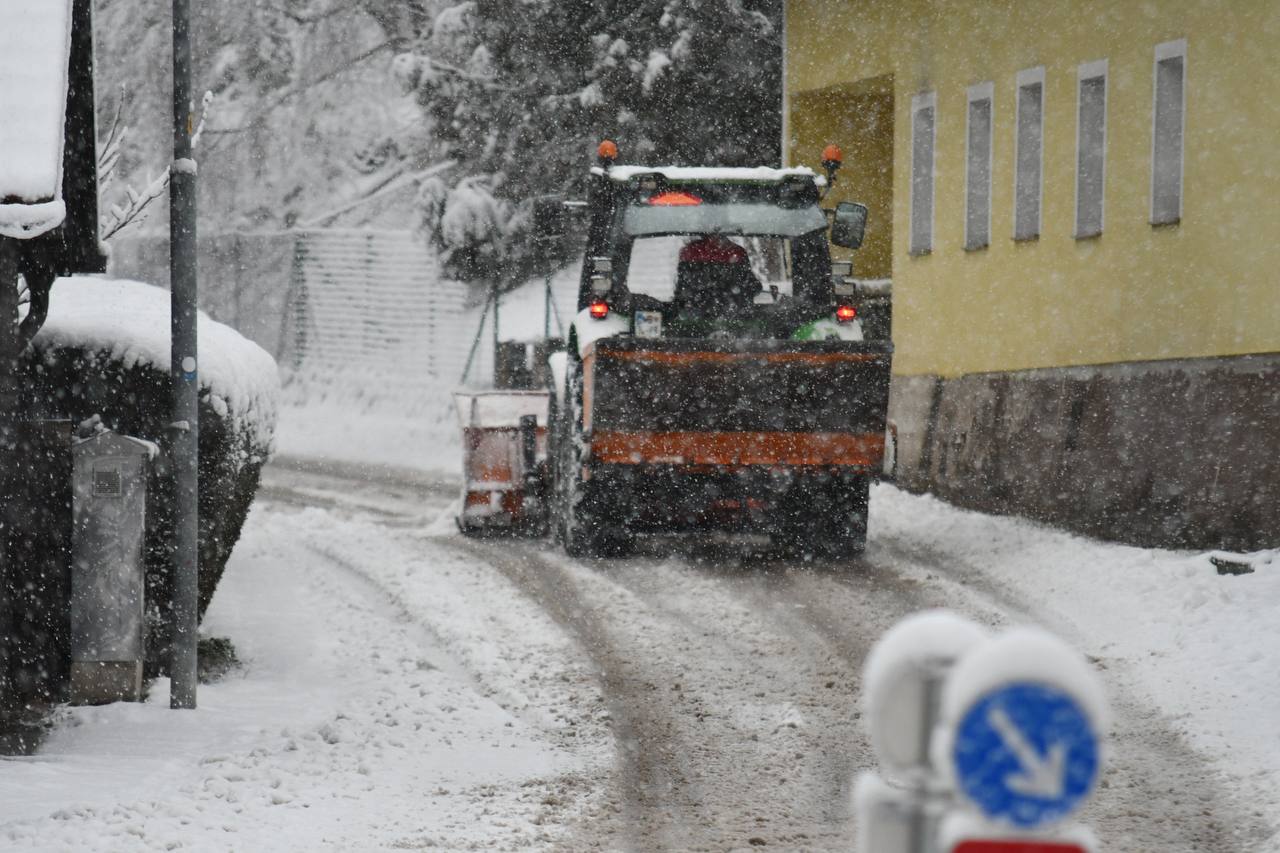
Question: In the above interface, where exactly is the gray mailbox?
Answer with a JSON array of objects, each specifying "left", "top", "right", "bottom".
[{"left": 70, "top": 430, "right": 155, "bottom": 704}]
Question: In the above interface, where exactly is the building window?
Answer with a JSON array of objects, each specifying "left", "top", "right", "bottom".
[
  {"left": 1013, "top": 67, "right": 1044, "bottom": 241},
  {"left": 910, "top": 91, "right": 936, "bottom": 255},
  {"left": 1151, "top": 39, "right": 1186, "bottom": 225},
  {"left": 965, "top": 82, "right": 994, "bottom": 250},
  {"left": 1075, "top": 59, "right": 1108, "bottom": 239}
]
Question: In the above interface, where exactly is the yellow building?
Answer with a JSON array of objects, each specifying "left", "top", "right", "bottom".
[{"left": 786, "top": 0, "right": 1280, "bottom": 548}]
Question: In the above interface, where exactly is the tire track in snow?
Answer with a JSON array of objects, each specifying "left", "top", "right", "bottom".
[
  {"left": 442, "top": 537, "right": 710, "bottom": 852},
  {"left": 260, "top": 461, "right": 1272, "bottom": 851},
  {"left": 451, "top": 538, "right": 899, "bottom": 850}
]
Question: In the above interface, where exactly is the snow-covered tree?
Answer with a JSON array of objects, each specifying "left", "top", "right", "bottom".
[
  {"left": 392, "top": 0, "right": 782, "bottom": 283},
  {"left": 95, "top": 0, "right": 421, "bottom": 235}
]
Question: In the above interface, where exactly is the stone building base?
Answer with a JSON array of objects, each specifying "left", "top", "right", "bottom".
[{"left": 888, "top": 354, "right": 1280, "bottom": 550}]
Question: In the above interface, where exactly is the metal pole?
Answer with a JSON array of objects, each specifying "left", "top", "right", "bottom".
[
  {"left": 459, "top": 291, "right": 491, "bottom": 385},
  {"left": 908, "top": 665, "right": 943, "bottom": 853},
  {"left": 491, "top": 280, "right": 500, "bottom": 371},
  {"left": 168, "top": 0, "right": 199, "bottom": 709},
  {"left": 0, "top": 241, "right": 19, "bottom": 709},
  {"left": 543, "top": 273, "right": 551, "bottom": 339}
]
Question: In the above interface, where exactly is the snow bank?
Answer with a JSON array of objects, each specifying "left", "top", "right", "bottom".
[
  {"left": 0, "top": 498, "right": 607, "bottom": 850},
  {"left": 33, "top": 277, "right": 279, "bottom": 447},
  {"left": 273, "top": 402, "right": 459, "bottom": 474},
  {"left": 0, "top": 0, "right": 72, "bottom": 204},
  {"left": 869, "top": 484, "right": 1280, "bottom": 835}
]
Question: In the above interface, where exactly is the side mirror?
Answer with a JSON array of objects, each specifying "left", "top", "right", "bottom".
[
  {"left": 533, "top": 196, "right": 568, "bottom": 241},
  {"left": 831, "top": 201, "right": 869, "bottom": 250}
]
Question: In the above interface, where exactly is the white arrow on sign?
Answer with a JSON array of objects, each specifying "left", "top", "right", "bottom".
[{"left": 987, "top": 705, "right": 1066, "bottom": 799}]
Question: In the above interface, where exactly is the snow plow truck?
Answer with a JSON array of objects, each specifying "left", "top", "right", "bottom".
[{"left": 457, "top": 141, "right": 893, "bottom": 558}]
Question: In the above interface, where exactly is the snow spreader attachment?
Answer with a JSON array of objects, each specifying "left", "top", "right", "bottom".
[
  {"left": 453, "top": 391, "right": 550, "bottom": 536},
  {"left": 550, "top": 337, "right": 893, "bottom": 557}
]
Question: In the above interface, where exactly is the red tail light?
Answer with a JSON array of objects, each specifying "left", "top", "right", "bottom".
[
  {"left": 647, "top": 190, "right": 702, "bottom": 206},
  {"left": 589, "top": 300, "right": 609, "bottom": 320},
  {"left": 835, "top": 304, "right": 857, "bottom": 323}
]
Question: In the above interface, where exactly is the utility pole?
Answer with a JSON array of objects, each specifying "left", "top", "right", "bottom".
[{"left": 168, "top": 0, "right": 199, "bottom": 709}]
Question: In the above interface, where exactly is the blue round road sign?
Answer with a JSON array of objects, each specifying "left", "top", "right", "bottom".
[{"left": 952, "top": 681, "right": 1100, "bottom": 829}]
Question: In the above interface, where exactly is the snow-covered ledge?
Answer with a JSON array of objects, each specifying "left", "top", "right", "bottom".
[{"left": 0, "top": 0, "right": 74, "bottom": 238}]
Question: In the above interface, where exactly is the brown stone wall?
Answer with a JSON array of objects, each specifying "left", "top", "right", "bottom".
[{"left": 888, "top": 354, "right": 1280, "bottom": 550}]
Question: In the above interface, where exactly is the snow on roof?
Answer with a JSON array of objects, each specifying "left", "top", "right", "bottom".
[
  {"left": 0, "top": 0, "right": 73, "bottom": 234},
  {"left": 32, "top": 277, "right": 280, "bottom": 447},
  {"left": 592, "top": 164, "right": 826, "bottom": 186}
]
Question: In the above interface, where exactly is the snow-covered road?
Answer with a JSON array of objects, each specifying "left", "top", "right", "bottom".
[{"left": 2, "top": 457, "right": 1275, "bottom": 851}]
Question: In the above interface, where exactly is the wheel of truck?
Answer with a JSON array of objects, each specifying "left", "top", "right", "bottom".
[
  {"left": 553, "top": 364, "right": 630, "bottom": 558},
  {"left": 773, "top": 475, "right": 869, "bottom": 561},
  {"left": 816, "top": 476, "right": 870, "bottom": 560}
]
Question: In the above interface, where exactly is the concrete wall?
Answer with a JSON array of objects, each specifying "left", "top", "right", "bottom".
[{"left": 889, "top": 353, "right": 1280, "bottom": 549}]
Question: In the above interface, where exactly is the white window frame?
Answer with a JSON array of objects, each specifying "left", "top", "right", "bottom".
[
  {"left": 1150, "top": 38, "right": 1187, "bottom": 225},
  {"left": 1074, "top": 59, "right": 1109, "bottom": 239},
  {"left": 909, "top": 91, "right": 937, "bottom": 256},
  {"left": 964, "top": 81, "right": 995, "bottom": 251},
  {"left": 1013, "top": 66, "right": 1045, "bottom": 241}
]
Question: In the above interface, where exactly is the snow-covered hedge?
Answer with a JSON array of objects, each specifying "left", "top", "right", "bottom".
[{"left": 23, "top": 277, "right": 279, "bottom": 656}]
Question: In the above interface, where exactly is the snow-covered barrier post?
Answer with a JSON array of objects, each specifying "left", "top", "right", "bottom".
[{"left": 857, "top": 611, "right": 1107, "bottom": 853}]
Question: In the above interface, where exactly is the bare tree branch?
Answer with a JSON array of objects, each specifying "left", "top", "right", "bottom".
[
  {"left": 100, "top": 92, "right": 215, "bottom": 241},
  {"left": 203, "top": 40, "right": 394, "bottom": 139},
  {"left": 301, "top": 159, "right": 456, "bottom": 229}
]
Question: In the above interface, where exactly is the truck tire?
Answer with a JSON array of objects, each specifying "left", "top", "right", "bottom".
[
  {"left": 816, "top": 476, "right": 870, "bottom": 559},
  {"left": 773, "top": 475, "right": 869, "bottom": 560},
  {"left": 554, "top": 364, "right": 630, "bottom": 558}
]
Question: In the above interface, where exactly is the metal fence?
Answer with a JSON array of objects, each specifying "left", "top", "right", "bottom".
[{"left": 108, "top": 229, "right": 476, "bottom": 410}]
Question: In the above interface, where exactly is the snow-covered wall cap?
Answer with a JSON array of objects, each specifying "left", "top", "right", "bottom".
[
  {"left": 941, "top": 626, "right": 1110, "bottom": 735},
  {"left": 0, "top": 0, "right": 73, "bottom": 207},
  {"left": 591, "top": 164, "right": 826, "bottom": 186},
  {"left": 0, "top": 200, "right": 67, "bottom": 239},
  {"left": 72, "top": 429, "right": 161, "bottom": 461},
  {"left": 32, "top": 277, "right": 280, "bottom": 448}
]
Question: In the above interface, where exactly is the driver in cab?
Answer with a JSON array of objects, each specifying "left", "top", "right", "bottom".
[{"left": 666, "top": 235, "right": 765, "bottom": 338}]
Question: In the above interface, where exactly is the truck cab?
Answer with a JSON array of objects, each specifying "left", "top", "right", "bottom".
[{"left": 568, "top": 161, "right": 879, "bottom": 357}]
